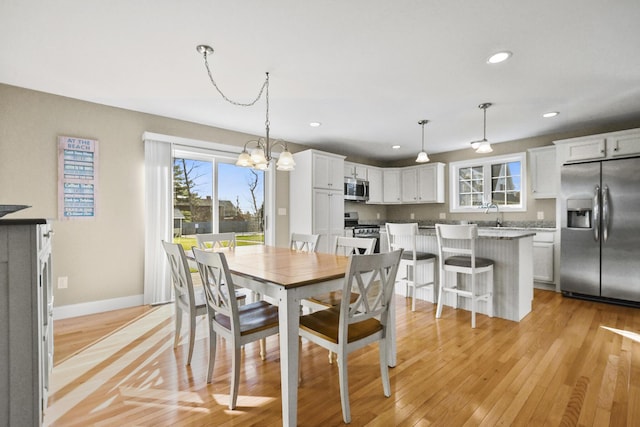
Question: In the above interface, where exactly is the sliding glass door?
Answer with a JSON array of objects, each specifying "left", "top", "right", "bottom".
[{"left": 173, "top": 150, "right": 265, "bottom": 248}]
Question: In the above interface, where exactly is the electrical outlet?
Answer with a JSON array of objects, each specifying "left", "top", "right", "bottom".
[
  {"left": 58, "top": 276, "right": 68, "bottom": 289},
  {"left": 376, "top": 213, "right": 380, "bottom": 219},
  {"left": 278, "top": 207, "right": 287, "bottom": 216},
  {"left": 410, "top": 213, "right": 415, "bottom": 220},
  {"left": 537, "top": 211, "right": 544, "bottom": 220},
  {"left": 439, "top": 212, "right": 446, "bottom": 219}
]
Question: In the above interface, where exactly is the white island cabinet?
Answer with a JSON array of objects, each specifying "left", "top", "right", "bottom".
[
  {"left": 289, "top": 149, "right": 345, "bottom": 253},
  {"left": 381, "top": 227, "right": 535, "bottom": 322},
  {"left": 0, "top": 219, "right": 53, "bottom": 426}
]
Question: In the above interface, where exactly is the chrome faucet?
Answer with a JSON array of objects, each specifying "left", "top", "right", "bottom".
[{"left": 482, "top": 202, "right": 502, "bottom": 227}]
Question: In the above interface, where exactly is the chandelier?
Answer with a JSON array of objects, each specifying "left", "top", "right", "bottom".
[
  {"left": 470, "top": 103, "right": 493, "bottom": 154},
  {"left": 415, "top": 119, "right": 430, "bottom": 163},
  {"left": 196, "top": 45, "right": 295, "bottom": 171}
]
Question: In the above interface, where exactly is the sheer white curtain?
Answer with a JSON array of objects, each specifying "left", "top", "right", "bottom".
[{"left": 143, "top": 139, "right": 173, "bottom": 305}]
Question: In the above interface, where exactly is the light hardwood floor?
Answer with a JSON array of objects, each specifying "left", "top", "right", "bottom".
[{"left": 46, "top": 289, "right": 640, "bottom": 426}]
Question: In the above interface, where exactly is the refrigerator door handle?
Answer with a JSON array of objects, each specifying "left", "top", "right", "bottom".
[
  {"left": 602, "top": 185, "right": 610, "bottom": 242},
  {"left": 593, "top": 185, "right": 600, "bottom": 242}
]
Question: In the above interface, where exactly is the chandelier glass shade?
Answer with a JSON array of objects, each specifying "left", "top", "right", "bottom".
[
  {"left": 197, "top": 44, "right": 295, "bottom": 171},
  {"left": 415, "top": 119, "right": 430, "bottom": 163},
  {"left": 470, "top": 103, "right": 493, "bottom": 154}
]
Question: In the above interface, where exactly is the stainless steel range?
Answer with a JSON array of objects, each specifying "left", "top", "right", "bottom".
[{"left": 344, "top": 212, "right": 381, "bottom": 252}]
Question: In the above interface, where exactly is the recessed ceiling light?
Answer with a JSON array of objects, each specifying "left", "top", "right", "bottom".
[
  {"left": 487, "top": 51, "right": 512, "bottom": 64},
  {"left": 542, "top": 111, "right": 559, "bottom": 118},
  {"left": 309, "top": 122, "right": 322, "bottom": 127},
  {"left": 392, "top": 145, "right": 401, "bottom": 150}
]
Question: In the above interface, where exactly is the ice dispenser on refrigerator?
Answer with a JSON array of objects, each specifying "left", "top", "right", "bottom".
[{"left": 566, "top": 199, "right": 592, "bottom": 229}]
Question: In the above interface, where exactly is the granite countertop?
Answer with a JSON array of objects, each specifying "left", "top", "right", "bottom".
[{"left": 414, "top": 227, "right": 536, "bottom": 240}]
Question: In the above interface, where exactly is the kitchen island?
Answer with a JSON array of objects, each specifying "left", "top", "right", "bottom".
[{"left": 380, "top": 226, "right": 535, "bottom": 322}]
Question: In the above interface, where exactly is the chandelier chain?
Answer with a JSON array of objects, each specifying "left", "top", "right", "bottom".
[{"left": 202, "top": 50, "right": 269, "bottom": 108}]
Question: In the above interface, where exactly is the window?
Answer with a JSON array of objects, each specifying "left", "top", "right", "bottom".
[
  {"left": 173, "top": 149, "right": 265, "bottom": 247},
  {"left": 449, "top": 152, "right": 526, "bottom": 212}
]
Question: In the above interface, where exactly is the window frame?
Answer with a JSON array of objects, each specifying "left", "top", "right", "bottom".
[{"left": 449, "top": 152, "right": 527, "bottom": 213}]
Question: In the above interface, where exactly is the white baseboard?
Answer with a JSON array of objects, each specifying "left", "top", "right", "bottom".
[{"left": 53, "top": 294, "right": 145, "bottom": 320}]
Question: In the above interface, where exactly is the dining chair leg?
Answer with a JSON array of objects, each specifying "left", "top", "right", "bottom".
[
  {"left": 174, "top": 305, "right": 182, "bottom": 348},
  {"left": 338, "top": 352, "right": 351, "bottom": 424},
  {"left": 379, "top": 339, "right": 390, "bottom": 397},
  {"left": 207, "top": 332, "right": 217, "bottom": 383},
  {"left": 187, "top": 310, "right": 196, "bottom": 365},
  {"left": 471, "top": 275, "right": 477, "bottom": 329},
  {"left": 229, "top": 347, "right": 241, "bottom": 409},
  {"left": 259, "top": 338, "right": 266, "bottom": 360}
]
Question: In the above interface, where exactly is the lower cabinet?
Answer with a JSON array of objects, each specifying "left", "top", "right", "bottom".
[
  {"left": 0, "top": 219, "right": 53, "bottom": 426},
  {"left": 533, "top": 231, "right": 555, "bottom": 284}
]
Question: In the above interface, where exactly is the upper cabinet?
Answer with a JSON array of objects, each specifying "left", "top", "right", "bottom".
[
  {"left": 366, "top": 166, "right": 383, "bottom": 204},
  {"left": 555, "top": 128, "right": 640, "bottom": 164},
  {"left": 608, "top": 133, "right": 640, "bottom": 157},
  {"left": 528, "top": 146, "right": 557, "bottom": 199},
  {"left": 312, "top": 151, "right": 344, "bottom": 190},
  {"left": 344, "top": 161, "right": 368, "bottom": 180},
  {"left": 401, "top": 163, "right": 445, "bottom": 203},
  {"left": 383, "top": 169, "right": 402, "bottom": 204}
]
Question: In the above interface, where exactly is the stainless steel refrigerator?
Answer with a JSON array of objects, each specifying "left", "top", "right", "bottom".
[{"left": 561, "top": 156, "right": 640, "bottom": 304}]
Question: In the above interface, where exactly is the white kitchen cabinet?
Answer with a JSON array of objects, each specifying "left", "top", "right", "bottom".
[
  {"left": 344, "top": 161, "right": 367, "bottom": 180},
  {"left": 312, "top": 188, "right": 345, "bottom": 253},
  {"left": 564, "top": 138, "right": 606, "bottom": 162},
  {"left": 555, "top": 128, "right": 640, "bottom": 164},
  {"left": 290, "top": 149, "right": 345, "bottom": 253},
  {"left": 0, "top": 219, "right": 53, "bottom": 426},
  {"left": 528, "top": 146, "right": 557, "bottom": 199},
  {"left": 608, "top": 133, "right": 640, "bottom": 157},
  {"left": 533, "top": 231, "right": 555, "bottom": 283},
  {"left": 383, "top": 168, "right": 402, "bottom": 203},
  {"left": 312, "top": 151, "right": 343, "bottom": 190},
  {"left": 401, "top": 163, "right": 445, "bottom": 203},
  {"left": 366, "top": 166, "right": 383, "bottom": 204}
]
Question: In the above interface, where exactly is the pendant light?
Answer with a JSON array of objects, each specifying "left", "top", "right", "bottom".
[
  {"left": 415, "top": 120, "right": 430, "bottom": 163},
  {"left": 470, "top": 103, "right": 493, "bottom": 154}
]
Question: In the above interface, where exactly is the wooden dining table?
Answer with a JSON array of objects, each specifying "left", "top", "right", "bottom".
[{"left": 205, "top": 245, "right": 397, "bottom": 427}]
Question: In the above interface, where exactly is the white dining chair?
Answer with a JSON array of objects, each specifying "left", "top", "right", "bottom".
[
  {"left": 305, "top": 236, "right": 376, "bottom": 363},
  {"left": 192, "top": 248, "right": 280, "bottom": 410},
  {"left": 290, "top": 233, "right": 320, "bottom": 252},
  {"left": 385, "top": 223, "right": 437, "bottom": 311},
  {"left": 298, "top": 249, "right": 403, "bottom": 424},
  {"left": 435, "top": 223, "right": 494, "bottom": 328},
  {"left": 196, "top": 232, "right": 236, "bottom": 250},
  {"left": 161, "top": 240, "right": 207, "bottom": 366}
]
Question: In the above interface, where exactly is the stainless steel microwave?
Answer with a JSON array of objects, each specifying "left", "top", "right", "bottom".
[{"left": 344, "top": 177, "right": 369, "bottom": 201}]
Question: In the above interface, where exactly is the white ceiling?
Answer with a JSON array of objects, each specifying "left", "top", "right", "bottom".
[{"left": 2, "top": 1, "right": 640, "bottom": 162}]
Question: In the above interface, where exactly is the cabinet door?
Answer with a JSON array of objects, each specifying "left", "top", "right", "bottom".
[
  {"left": 401, "top": 168, "right": 418, "bottom": 202},
  {"left": 533, "top": 242, "right": 554, "bottom": 282},
  {"left": 608, "top": 133, "right": 640, "bottom": 157},
  {"left": 529, "top": 146, "right": 557, "bottom": 198},
  {"left": 366, "top": 167, "right": 383, "bottom": 204},
  {"left": 417, "top": 164, "right": 445, "bottom": 203},
  {"left": 383, "top": 169, "right": 401, "bottom": 203},
  {"left": 313, "top": 189, "right": 343, "bottom": 253},
  {"left": 313, "top": 154, "right": 343, "bottom": 190},
  {"left": 566, "top": 138, "right": 606, "bottom": 162}
]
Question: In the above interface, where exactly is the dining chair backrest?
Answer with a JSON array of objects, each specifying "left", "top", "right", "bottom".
[
  {"left": 290, "top": 233, "right": 320, "bottom": 252},
  {"left": 333, "top": 236, "right": 376, "bottom": 256},
  {"left": 385, "top": 223, "right": 419, "bottom": 258},
  {"left": 161, "top": 240, "right": 196, "bottom": 309},
  {"left": 339, "top": 249, "right": 403, "bottom": 332},
  {"left": 196, "top": 232, "right": 237, "bottom": 250},
  {"left": 192, "top": 248, "right": 241, "bottom": 332}
]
